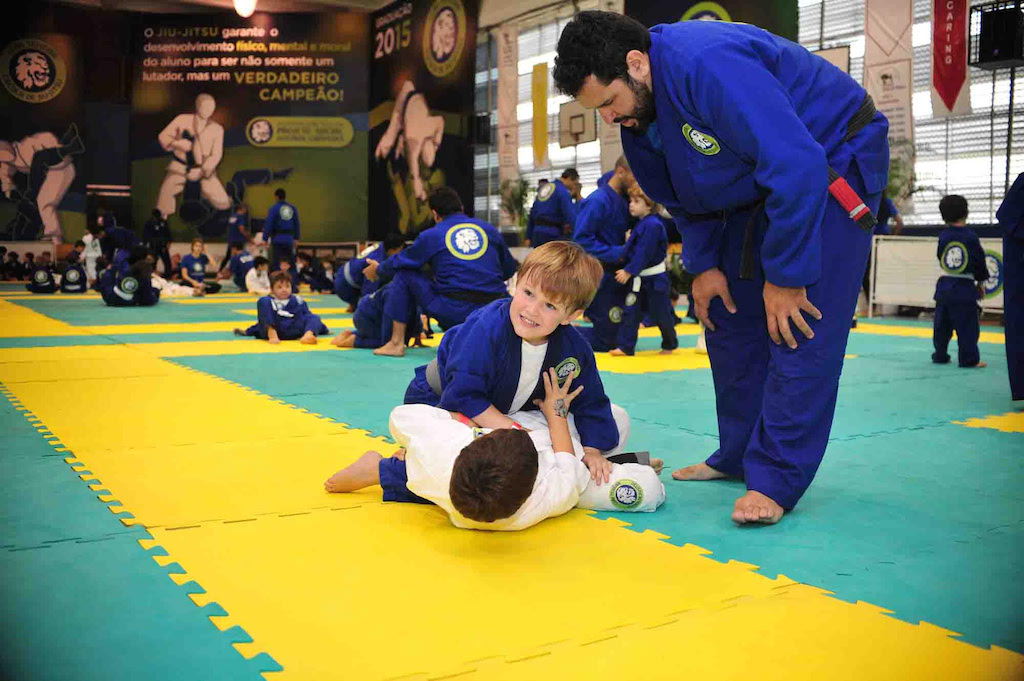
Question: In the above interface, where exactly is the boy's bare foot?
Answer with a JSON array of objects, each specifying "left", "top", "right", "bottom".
[
  {"left": 966, "top": 361, "right": 987, "bottom": 368},
  {"left": 609, "top": 348, "right": 627, "bottom": 356},
  {"left": 346, "top": 304, "right": 355, "bottom": 313},
  {"left": 373, "top": 340, "right": 406, "bottom": 357},
  {"left": 233, "top": 328, "right": 245, "bottom": 337},
  {"left": 268, "top": 337, "right": 280, "bottom": 345},
  {"left": 659, "top": 349, "right": 675, "bottom": 355},
  {"left": 300, "top": 331, "right": 318, "bottom": 345},
  {"left": 325, "top": 451, "right": 383, "bottom": 493},
  {"left": 331, "top": 330, "right": 355, "bottom": 347},
  {"left": 672, "top": 462, "right": 727, "bottom": 481},
  {"left": 650, "top": 458, "right": 664, "bottom": 474},
  {"left": 731, "top": 490, "right": 784, "bottom": 525}
]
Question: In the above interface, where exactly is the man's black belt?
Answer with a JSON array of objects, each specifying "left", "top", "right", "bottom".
[
  {"left": 533, "top": 216, "right": 564, "bottom": 228},
  {"left": 443, "top": 289, "right": 508, "bottom": 304}
]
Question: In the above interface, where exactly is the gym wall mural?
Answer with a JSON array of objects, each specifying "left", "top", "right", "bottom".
[
  {"left": 368, "top": 0, "right": 479, "bottom": 239},
  {"left": 623, "top": 0, "right": 798, "bottom": 42},
  {"left": 130, "top": 12, "right": 370, "bottom": 243}
]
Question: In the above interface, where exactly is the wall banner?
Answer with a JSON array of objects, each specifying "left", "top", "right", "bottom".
[
  {"left": 531, "top": 62, "right": 549, "bottom": 170},
  {"left": 369, "top": 0, "right": 479, "bottom": 238},
  {"left": 130, "top": 13, "right": 370, "bottom": 242},
  {"left": 931, "top": 0, "right": 971, "bottom": 117},
  {"left": 864, "top": 0, "right": 915, "bottom": 184},
  {"left": 495, "top": 22, "right": 518, "bottom": 226}
]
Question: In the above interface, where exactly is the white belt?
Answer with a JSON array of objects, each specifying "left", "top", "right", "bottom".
[
  {"left": 113, "top": 285, "right": 133, "bottom": 301},
  {"left": 638, "top": 262, "right": 666, "bottom": 277},
  {"left": 343, "top": 260, "right": 359, "bottom": 288}
]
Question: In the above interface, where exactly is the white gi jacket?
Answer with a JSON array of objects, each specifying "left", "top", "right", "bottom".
[{"left": 389, "top": 405, "right": 664, "bottom": 532}]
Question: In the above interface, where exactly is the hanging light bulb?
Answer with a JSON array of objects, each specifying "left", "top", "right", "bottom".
[{"left": 234, "top": 0, "right": 257, "bottom": 18}]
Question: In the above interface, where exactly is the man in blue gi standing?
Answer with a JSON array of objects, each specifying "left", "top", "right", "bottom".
[
  {"left": 998, "top": 173, "right": 1024, "bottom": 401},
  {"left": 263, "top": 188, "right": 300, "bottom": 272},
  {"left": 555, "top": 12, "right": 889, "bottom": 524},
  {"left": 525, "top": 177, "right": 576, "bottom": 247}
]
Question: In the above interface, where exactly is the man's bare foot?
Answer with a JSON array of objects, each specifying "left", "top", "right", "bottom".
[
  {"left": 966, "top": 361, "right": 987, "bottom": 368},
  {"left": 660, "top": 349, "right": 675, "bottom": 355},
  {"left": 331, "top": 330, "right": 355, "bottom": 347},
  {"left": 672, "top": 462, "right": 727, "bottom": 481},
  {"left": 325, "top": 451, "right": 383, "bottom": 493},
  {"left": 300, "top": 331, "right": 318, "bottom": 345},
  {"left": 650, "top": 458, "right": 664, "bottom": 474},
  {"left": 373, "top": 340, "right": 406, "bottom": 357},
  {"left": 609, "top": 348, "right": 627, "bottom": 356},
  {"left": 268, "top": 337, "right": 280, "bottom": 345},
  {"left": 731, "top": 490, "right": 784, "bottom": 525}
]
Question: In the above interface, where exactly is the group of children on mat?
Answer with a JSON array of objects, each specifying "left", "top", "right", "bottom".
[{"left": 324, "top": 240, "right": 667, "bottom": 531}]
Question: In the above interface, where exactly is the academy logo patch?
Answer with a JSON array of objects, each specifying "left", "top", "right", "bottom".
[
  {"left": 119, "top": 276, "right": 139, "bottom": 293},
  {"left": 609, "top": 306, "right": 623, "bottom": 323},
  {"left": 983, "top": 249, "right": 1004, "bottom": 299},
  {"left": 33, "top": 269, "right": 49, "bottom": 283},
  {"left": 625, "top": 292, "right": 637, "bottom": 307},
  {"left": 423, "top": 0, "right": 467, "bottom": 78},
  {"left": 610, "top": 479, "right": 643, "bottom": 510},
  {"left": 1, "top": 39, "right": 67, "bottom": 104},
  {"left": 554, "top": 357, "right": 581, "bottom": 384},
  {"left": 445, "top": 223, "right": 488, "bottom": 260},
  {"left": 680, "top": 1, "right": 732, "bottom": 22},
  {"left": 682, "top": 123, "right": 720, "bottom": 156},
  {"left": 64, "top": 268, "right": 81, "bottom": 283},
  {"left": 193, "top": 262, "right": 203, "bottom": 272},
  {"left": 537, "top": 182, "right": 555, "bottom": 201},
  {"left": 941, "top": 241, "right": 968, "bottom": 274},
  {"left": 279, "top": 204, "right": 295, "bottom": 221}
]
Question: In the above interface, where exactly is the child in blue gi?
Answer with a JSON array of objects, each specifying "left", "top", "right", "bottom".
[
  {"left": 263, "top": 188, "right": 300, "bottom": 271},
  {"left": 609, "top": 185, "right": 678, "bottom": 356},
  {"left": 324, "top": 368, "right": 664, "bottom": 530},
  {"left": 25, "top": 263, "right": 57, "bottom": 293},
  {"left": 334, "top": 233, "right": 406, "bottom": 310},
  {"left": 99, "top": 254, "right": 160, "bottom": 307},
  {"left": 222, "top": 243, "right": 255, "bottom": 291},
  {"left": 295, "top": 251, "right": 332, "bottom": 293},
  {"left": 330, "top": 282, "right": 423, "bottom": 349},
  {"left": 59, "top": 262, "right": 88, "bottom": 294},
  {"left": 366, "top": 186, "right": 519, "bottom": 357},
  {"left": 180, "top": 238, "right": 222, "bottom": 295},
  {"left": 526, "top": 178, "right": 576, "bottom": 247},
  {"left": 932, "top": 195, "right": 989, "bottom": 368},
  {"left": 234, "top": 270, "right": 329, "bottom": 345},
  {"left": 404, "top": 241, "right": 642, "bottom": 482}
]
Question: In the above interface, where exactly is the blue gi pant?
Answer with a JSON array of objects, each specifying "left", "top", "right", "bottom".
[
  {"left": 244, "top": 313, "right": 328, "bottom": 340},
  {"left": 1005, "top": 235, "right": 1024, "bottom": 399},
  {"left": 383, "top": 270, "right": 497, "bottom": 331},
  {"left": 616, "top": 273, "right": 678, "bottom": 354},
  {"left": 379, "top": 457, "right": 431, "bottom": 504},
  {"left": 703, "top": 167, "right": 881, "bottom": 510},
  {"left": 582, "top": 273, "right": 628, "bottom": 352},
  {"left": 270, "top": 241, "right": 296, "bottom": 273},
  {"left": 932, "top": 300, "right": 981, "bottom": 367}
]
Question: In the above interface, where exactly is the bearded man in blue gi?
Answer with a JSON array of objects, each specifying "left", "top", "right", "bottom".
[{"left": 554, "top": 12, "right": 889, "bottom": 524}]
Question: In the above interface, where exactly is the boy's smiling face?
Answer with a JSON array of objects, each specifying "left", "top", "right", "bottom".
[{"left": 509, "top": 274, "right": 582, "bottom": 345}]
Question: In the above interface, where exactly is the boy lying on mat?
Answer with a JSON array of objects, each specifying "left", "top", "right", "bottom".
[{"left": 325, "top": 368, "right": 664, "bottom": 531}]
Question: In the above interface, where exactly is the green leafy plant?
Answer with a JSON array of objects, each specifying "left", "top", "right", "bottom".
[{"left": 499, "top": 177, "right": 529, "bottom": 228}]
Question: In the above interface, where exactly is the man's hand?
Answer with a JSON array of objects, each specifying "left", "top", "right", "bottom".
[
  {"left": 362, "top": 258, "right": 380, "bottom": 282},
  {"left": 582, "top": 448, "right": 612, "bottom": 484},
  {"left": 692, "top": 267, "right": 737, "bottom": 330},
  {"left": 614, "top": 269, "right": 631, "bottom": 284},
  {"left": 763, "top": 281, "right": 821, "bottom": 349}
]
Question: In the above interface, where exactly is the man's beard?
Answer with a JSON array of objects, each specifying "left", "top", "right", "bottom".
[{"left": 615, "top": 76, "right": 656, "bottom": 135}]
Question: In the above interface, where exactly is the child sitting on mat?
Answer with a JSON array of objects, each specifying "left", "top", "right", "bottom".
[
  {"left": 245, "top": 256, "right": 272, "bottom": 296},
  {"left": 234, "top": 270, "right": 329, "bottom": 344},
  {"left": 325, "top": 368, "right": 664, "bottom": 530}
]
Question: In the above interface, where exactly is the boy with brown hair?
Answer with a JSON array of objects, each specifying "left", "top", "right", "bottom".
[
  {"left": 325, "top": 369, "right": 664, "bottom": 530},
  {"left": 403, "top": 241, "right": 642, "bottom": 483},
  {"left": 234, "top": 270, "right": 328, "bottom": 344}
]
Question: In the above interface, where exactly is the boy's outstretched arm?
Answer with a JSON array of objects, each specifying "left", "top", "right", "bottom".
[
  {"left": 469, "top": 405, "right": 524, "bottom": 430},
  {"left": 532, "top": 368, "right": 610, "bottom": 480}
]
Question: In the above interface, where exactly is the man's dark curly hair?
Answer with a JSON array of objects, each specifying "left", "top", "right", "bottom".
[{"left": 553, "top": 11, "right": 651, "bottom": 97}]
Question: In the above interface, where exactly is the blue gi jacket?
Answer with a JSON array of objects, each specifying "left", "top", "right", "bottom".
[
  {"left": 998, "top": 173, "right": 1024, "bottom": 240},
  {"left": 263, "top": 201, "right": 300, "bottom": 245},
  {"left": 254, "top": 294, "right": 322, "bottom": 338},
  {"left": 102, "top": 226, "right": 137, "bottom": 262},
  {"left": 335, "top": 243, "right": 388, "bottom": 303},
  {"left": 229, "top": 252, "right": 255, "bottom": 290},
  {"left": 378, "top": 213, "right": 518, "bottom": 295},
  {"left": 181, "top": 254, "right": 210, "bottom": 283},
  {"left": 935, "top": 226, "right": 988, "bottom": 303},
  {"left": 620, "top": 21, "right": 889, "bottom": 287},
  {"left": 26, "top": 265, "right": 56, "bottom": 293},
  {"left": 99, "top": 268, "right": 160, "bottom": 307},
  {"left": 60, "top": 264, "right": 88, "bottom": 293},
  {"left": 621, "top": 215, "right": 668, "bottom": 276},
  {"left": 226, "top": 212, "right": 250, "bottom": 244},
  {"left": 423, "top": 298, "right": 619, "bottom": 451},
  {"left": 527, "top": 180, "right": 576, "bottom": 242},
  {"left": 573, "top": 184, "right": 631, "bottom": 265},
  {"left": 143, "top": 218, "right": 171, "bottom": 247}
]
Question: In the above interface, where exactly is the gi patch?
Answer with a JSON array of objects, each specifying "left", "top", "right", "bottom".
[
  {"left": 680, "top": 1, "right": 732, "bottom": 22},
  {"left": 279, "top": 204, "right": 295, "bottom": 221},
  {"left": 445, "top": 223, "right": 488, "bottom": 260},
  {"left": 536, "top": 182, "right": 555, "bottom": 201},
  {"left": 554, "top": 356, "right": 581, "bottom": 384},
  {"left": 192, "top": 262, "right": 203, "bottom": 272},
  {"left": 33, "top": 269, "right": 49, "bottom": 283},
  {"left": 941, "top": 241, "right": 968, "bottom": 274},
  {"left": 625, "top": 292, "right": 637, "bottom": 307},
  {"left": 609, "top": 306, "right": 623, "bottom": 323},
  {"left": 609, "top": 479, "right": 643, "bottom": 510},
  {"left": 64, "top": 268, "right": 81, "bottom": 283},
  {"left": 119, "top": 276, "right": 139, "bottom": 294},
  {"left": 983, "top": 249, "right": 1004, "bottom": 299},
  {"left": 682, "top": 123, "right": 720, "bottom": 156}
]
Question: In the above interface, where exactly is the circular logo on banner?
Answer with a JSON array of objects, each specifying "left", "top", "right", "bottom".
[
  {"left": 423, "top": 0, "right": 466, "bottom": 78},
  {"left": 940, "top": 241, "right": 968, "bottom": 274},
  {"left": 279, "top": 204, "right": 295, "bottom": 221},
  {"left": 248, "top": 118, "right": 274, "bottom": 145},
  {"left": 610, "top": 479, "right": 644, "bottom": 510},
  {"left": 65, "top": 268, "right": 81, "bottom": 283},
  {"left": 609, "top": 306, "right": 623, "bottom": 323},
  {"left": 445, "top": 223, "right": 487, "bottom": 260},
  {"left": 680, "top": 2, "right": 732, "bottom": 22},
  {"left": 682, "top": 123, "right": 720, "bottom": 156},
  {"left": 120, "top": 276, "right": 139, "bottom": 293},
  {"left": 554, "top": 357, "right": 581, "bottom": 384},
  {"left": 537, "top": 183, "right": 555, "bottom": 202},
  {"left": 983, "top": 249, "right": 1004, "bottom": 299},
  {"left": 33, "top": 269, "right": 49, "bottom": 284},
  {"left": 1, "top": 39, "right": 66, "bottom": 103}
]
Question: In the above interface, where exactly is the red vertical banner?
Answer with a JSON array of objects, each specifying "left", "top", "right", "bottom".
[{"left": 932, "top": 0, "right": 971, "bottom": 116}]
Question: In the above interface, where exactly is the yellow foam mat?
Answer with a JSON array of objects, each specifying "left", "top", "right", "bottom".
[
  {"left": 596, "top": 348, "right": 712, "bottom": 373},
  {"left": 855, "top": 322, "right": 1005, "bottom": 344},
  {"left": 0, "top": 298, "right": 83, "bottom": 337},
  {"left": 955, "top": 411, "right": 1024, "bottom": 433}
]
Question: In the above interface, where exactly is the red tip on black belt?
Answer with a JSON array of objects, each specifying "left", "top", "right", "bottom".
[{"left": 828, "top": 167, "right": 877, "bottom": 232}]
